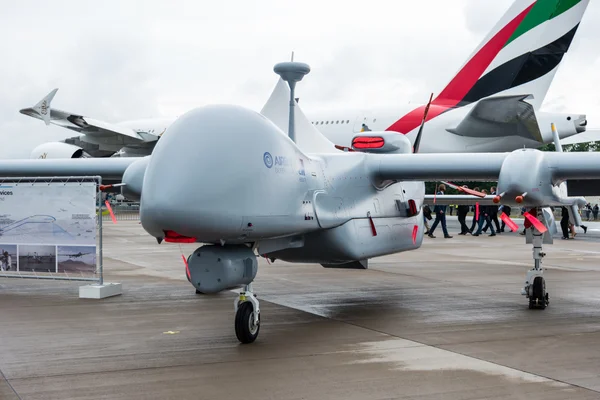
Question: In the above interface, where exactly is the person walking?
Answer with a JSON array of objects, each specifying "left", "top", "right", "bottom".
[
  {"left": 499, "top": 205, "right": 512, "bottom": 232},
  {"left": 457, "top": 185, "right": 470, "bottom": 235},
  {"left": 428, "top": 184, "right": 452, "bottom": 239},
  {"left": 423, "top": 205, "right": 432, "bottom": 234},
  {"left": 473, "top": 190, "right": 496, "bottom": 236},
  {"left": 560, "top": 206, "right": 570, "bottom": 239},
  {"left": 457, "top": 204, "right": 470, "bottom": 235},
  {"left": 469, "top": 187, "right": 481, "bottom": 233},
  {"left": 489, "top": 187, "right": 501, "bottom": 232}
]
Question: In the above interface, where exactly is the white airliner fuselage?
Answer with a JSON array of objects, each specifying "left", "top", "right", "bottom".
[{"left": 28, "top": 102, "right": 586, "bottom": 159}]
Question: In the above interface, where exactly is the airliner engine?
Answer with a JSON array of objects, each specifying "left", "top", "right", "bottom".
[{"left": 30, "top": 142, "right": 90, "bottom": 159}]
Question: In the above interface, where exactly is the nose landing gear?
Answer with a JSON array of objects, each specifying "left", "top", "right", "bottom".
[
  {"left": 234, "top": 283, "right": 260, "bottom": 343},
  {"left": 521, "top": 209, "right": 550, "bottom": 310}
]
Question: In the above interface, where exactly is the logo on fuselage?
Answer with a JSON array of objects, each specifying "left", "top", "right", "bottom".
[
  {"left": 298, "top": 159, "right": 305, "bottom": 176},
  {"left": 264, "top": 152, "right": 273, "bottom": 168}
]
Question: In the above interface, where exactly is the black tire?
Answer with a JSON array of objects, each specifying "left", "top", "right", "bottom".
[
  {"left": 531, "top": 277, "right": 546, "bottom": 310},
  {"left": 195, "top": 289, "right": 204, "bottom": 294},
  {"left": 235, "top": 302, "right": 259, "bottom": 344}
]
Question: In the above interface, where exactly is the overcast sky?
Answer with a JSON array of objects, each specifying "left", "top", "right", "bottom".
[{"left": 1, "top": 0, "right": 599, "bottom": 158}]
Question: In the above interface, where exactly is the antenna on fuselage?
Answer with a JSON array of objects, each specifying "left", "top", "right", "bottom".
[{"left": 273, "top": 60, "right": 310, "bottom": 143}]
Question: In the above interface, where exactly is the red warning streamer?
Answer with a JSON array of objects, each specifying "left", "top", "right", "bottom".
[
  {"left": 368, "top": 212, "right": 377, "bottom": 236},
  {"left": 412, "top": 225, "right": 418, "bottom": 245},
  {"left": 105, "top": 201, "right": 117, "bottom": 224},
  {"left": 182, "top": 254, "right": 191, "bottom": 280},
  {"left": 500, "top": 213, "right": 519, "bottom": 232},
  {"left": 475, "top": 202, "right": 480, "bottom": 221},
  {"left": 523, "top": 212, "right": 548, "bottom": 233}
]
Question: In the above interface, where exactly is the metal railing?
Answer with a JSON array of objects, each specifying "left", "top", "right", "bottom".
[{"left": 102, "top": 202, "right": 140, "bottom": 221}]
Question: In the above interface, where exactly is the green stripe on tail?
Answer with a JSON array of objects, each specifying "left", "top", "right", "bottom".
[{"left": 505, "top": 0, "right": 581, "bottom": 46}]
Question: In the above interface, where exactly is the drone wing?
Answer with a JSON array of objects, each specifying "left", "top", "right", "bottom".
[
  {"left": 0, "top": 158, "right": 136, "bottom": 180},
  {"left": 368, "top": 152, "right": 507, "bottom": 182}
]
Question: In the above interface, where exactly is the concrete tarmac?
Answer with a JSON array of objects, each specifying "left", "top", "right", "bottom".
[{"left": 1, "top": 219, "right": 599, "bottom": 400}]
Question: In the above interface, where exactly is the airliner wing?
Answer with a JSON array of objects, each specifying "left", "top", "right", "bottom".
[
  {"left": 559, "top": 129, "right": 600, "bottom": 146},
  {"left": 20, "top": 89, "right": 155, "bottom": 142}
]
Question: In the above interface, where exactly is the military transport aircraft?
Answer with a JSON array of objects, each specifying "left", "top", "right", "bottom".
[
  {"left": 20, "top": 0, "right": 591, "bottom": 158},
  {"left": 2, "top": 60, "right": 600, "bottom": 345}
]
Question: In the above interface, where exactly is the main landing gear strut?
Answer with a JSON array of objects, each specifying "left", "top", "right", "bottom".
[
  {"left": 521, "top": 209, "right": 549, "bottom": 310},
  {"left": 234, "top": 283, "right": 260, "bottom": 343}
]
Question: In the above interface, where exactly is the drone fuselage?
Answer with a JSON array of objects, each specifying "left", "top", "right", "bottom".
[{"left": 139, "top": 105, "right": 424, "bottom": 264}]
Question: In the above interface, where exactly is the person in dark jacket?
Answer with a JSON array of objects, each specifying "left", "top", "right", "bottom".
[
  {"left": 423, "top": 205, "right": 432, "bottom": 234},
  {"left": 473, "top": 189, "right": 496, "bottom": 236},
  {"left": 560, "top": 206, "right": 570, "bottom": 239},
  {"left": 499, "top": 205, "right": 512, "bottom": 232},
  {"left": 457, "top": 186, "right": 470, "bottom": 235},
  {"left": 428, "top": 184, "right": 452, "bottom": 239},
  {"left": 489, "top": 186, "right": 501, "bottom": 232},
  {"left": 469, "top": 187, "right": 481, "bottom": 233}
]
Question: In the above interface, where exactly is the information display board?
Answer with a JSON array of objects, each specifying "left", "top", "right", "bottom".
[{"left": 0, "top": 180, "right": 99, "bottom": 278}]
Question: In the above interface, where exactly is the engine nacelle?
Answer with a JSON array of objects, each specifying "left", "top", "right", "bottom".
[
  {"left": 121, "top": 156, "right": 150, "bottom": 202},
  {"left": 30, "top": 142, "right": 90, "bottom": 159},
  {"left": 186, "top": 245, "right": 257, "bottom": 294},
  {"left": 351, "top": 131, "right": 412, "bottom": 154}
]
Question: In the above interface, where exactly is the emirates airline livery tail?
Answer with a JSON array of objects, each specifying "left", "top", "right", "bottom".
[
  {"left": 21, "top": 0, "right": 592, "bottom": 159},
  {"left": 314, "top": 0, "right": 591, "bottom": 153}
]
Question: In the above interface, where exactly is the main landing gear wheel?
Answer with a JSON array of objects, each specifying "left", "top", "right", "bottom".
[
  {"left": 234, "top": 283, "right": 260, "bottom": 344},
  {"left": 528, "top": 277, "right": 549, "bottom": 310}
]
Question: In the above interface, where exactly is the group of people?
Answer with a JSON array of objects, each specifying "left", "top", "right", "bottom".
[
  {"left": 560, "top": 206, "right": 588, "bottom": 239},
  {"left": 424, "top": 184, "right": 504, "bottom": 238},
  {"left": 0, "top": 250, "right": 12, "bottom": 271},
  {"left": 423, "top": 184, "right": 589, "bottom": 239}
]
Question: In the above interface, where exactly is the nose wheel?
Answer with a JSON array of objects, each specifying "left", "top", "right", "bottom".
[
  {"left": 234, "top": 284, "right": 260, "bottom": 344},
  {"left": 526, "top": 276, "right": 549, "bottom": 309}
]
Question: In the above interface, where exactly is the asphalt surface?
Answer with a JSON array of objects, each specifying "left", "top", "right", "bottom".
[{"left": 0, "top": 219, "right": 599, "bottom": 400}]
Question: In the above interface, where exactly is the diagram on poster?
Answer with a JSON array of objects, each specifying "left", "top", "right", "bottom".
[{"left": 0, "top": 182, "right": 96, "bottom": 245}]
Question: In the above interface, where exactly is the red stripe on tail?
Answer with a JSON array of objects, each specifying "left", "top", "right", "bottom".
[{"left": 386, "top": 3, "right": 535, "bottom": 134}]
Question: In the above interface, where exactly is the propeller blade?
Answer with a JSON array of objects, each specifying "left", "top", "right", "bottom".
[
  {"left": 413, "top": 93, "right": 434, "bottom": 154},
  {"left": 523, "top": 212, "right": 548, "bottom": 233},
  {"left": 500, "top": 213, "right": 519, "bottom": 232},
  {"left": 441, "top": 181, "right": 487, "bottom": 198}
]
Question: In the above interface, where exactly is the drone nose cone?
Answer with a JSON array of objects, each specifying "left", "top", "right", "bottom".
[{"left": 139, "top": 104, "right": 303, "bottom": 242}]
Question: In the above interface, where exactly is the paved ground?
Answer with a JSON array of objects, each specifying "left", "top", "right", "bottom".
[{"left": 1, "top": 219, "right": 599, "bottom": 400}]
